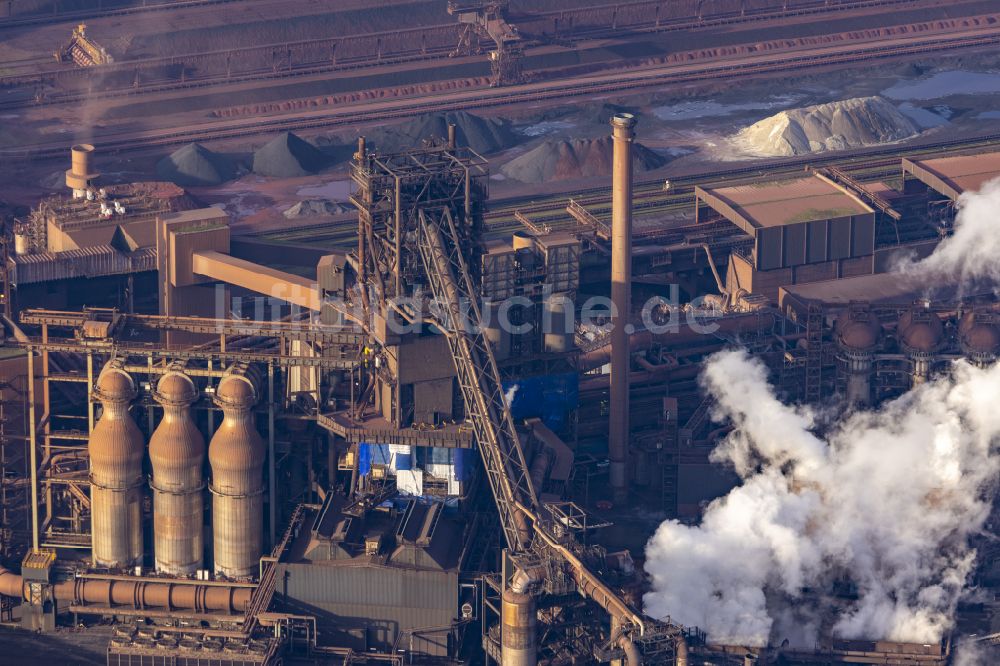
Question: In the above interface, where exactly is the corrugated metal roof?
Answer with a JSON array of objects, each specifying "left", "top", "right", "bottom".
[
  {"left": 11, "top": 246, "right": 156, "bottom": 283},
  {"left": 904, "top": 151, "right": 1000, "bottom": 200},
  {"left": 701, "top": 175, "right": 872, "bottom": 229}
]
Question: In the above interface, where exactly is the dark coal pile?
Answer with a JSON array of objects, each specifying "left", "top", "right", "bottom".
[
  {"left": 369, "top": 111, "right": 519, "bottom": 155},
  {"left": 283, "top": 199, "right": 352, "bottom": 219},
  {"left": 156, "top": 143, "right": 235, "bottom": 187},
  {"left": 252, "top": 132, "right": 327, "bottom": 177},
  {"left": 501, "top": 136, "right": 666, "bottom": 183}
]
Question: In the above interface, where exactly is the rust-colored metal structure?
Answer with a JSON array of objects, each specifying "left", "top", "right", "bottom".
[
  {"left": 609, "top": 112, "right": 635, "bottom": 506},
  {"left": 88, "top": 361, "right": 144, "bottom": 569},
  {"left": 149, "top": 370, "right": 205, "bottom": 575},
  {"left": 0, "top": 563, "right": 251, "bottom": 614},
  {"left": 209, "top": 368, "right": 265, "bottom": 578}
]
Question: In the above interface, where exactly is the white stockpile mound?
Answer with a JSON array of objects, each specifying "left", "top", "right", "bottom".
[{"left": 734, "top": 96, "right": 919, "bottom": 157}]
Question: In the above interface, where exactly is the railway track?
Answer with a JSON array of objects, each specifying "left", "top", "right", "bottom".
[
  {"left": 0, "top": 0, "right": 945, "bottom": 107},
  {"left": 252, "top": 133, "right": 1000, "bottom": 248},
  {"left": 5, "top": 26, "right": 1000, "bottom": 161}
]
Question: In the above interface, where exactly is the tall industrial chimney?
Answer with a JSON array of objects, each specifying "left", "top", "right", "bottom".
[
  {"left": 208, "top": 370, "right": 265, "bottom": 578},
  {"left": 149, "top": 371, "right": 205, "bottom": 575},
  {"left": 89, "top": 362, "right": 144, "bottom": 568},
  {"left": 609, "top": 113, "right": 635, "bottom": 505}
]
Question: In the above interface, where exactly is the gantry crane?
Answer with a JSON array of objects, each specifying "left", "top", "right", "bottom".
[{"left": 447, "top": 1, "right": 524, "bottom": 86}]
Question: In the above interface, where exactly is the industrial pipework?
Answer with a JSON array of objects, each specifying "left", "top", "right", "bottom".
[
  {"left": 208, "top": 367, "right": 265, "bottom": 578},
  {"left": 149, "top": 370, "right": 206, "bottom": 575},
  {"left": 0, "top": 564, "right": 252, "bottom": 614},
  {"left": 89, "top": 361, "right": 144, "bottom": 569},
  {"left": 609, "top": 112, "right": 635, "bottom": 506}
]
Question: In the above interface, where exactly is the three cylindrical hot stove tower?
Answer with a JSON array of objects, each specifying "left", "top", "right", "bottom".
[{"left": 88, "top": 362, "right": 266, "bottom": 577}]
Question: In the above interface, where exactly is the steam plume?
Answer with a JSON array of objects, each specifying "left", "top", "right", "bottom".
[
  {"left": 899, "top": 176, "right": 1000, "bottom": 285},
  {"left": 643, "top": 349, "right": 1000, "bottom": 647}
]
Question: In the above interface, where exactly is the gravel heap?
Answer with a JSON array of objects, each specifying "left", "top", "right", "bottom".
[
  {"left": 370, "top": 111, "right": 519, "bottom": 155},
  {"left": 734, "top": 96, "right": 919, "bottom": 157},
  {"left": 156, "top": 143, "right": 235, "bottom": 187},
  {"left": 252, "top": 132, "right": 327, "bottom": 177},
  {"left": 283, "top": 199, "right": 351, "bottom": 219},
  {"left": 501, "top": 136, "right": 666, "bottom": 183}
]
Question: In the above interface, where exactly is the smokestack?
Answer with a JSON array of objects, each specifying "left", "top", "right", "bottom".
[
  {"left": 149, "top": 371, "right": 205, "bottom": 575},
  {"left": 501, "top": 590, "right": 537, "bottom": 666},
  {"left": 89, "top": 362, "right": 144, "bottom": 568},
  {"left": 609, "top": 112, "right": 635, "bottom": 505},
  {"left": 208, "top": 369, "right": 265, "bottom": 578},
  {"left": 448, "top": 123, "right": 457, "bottom": 150},
  {"left": 65, "top": 144, "right": 99, "bottom": 199}
]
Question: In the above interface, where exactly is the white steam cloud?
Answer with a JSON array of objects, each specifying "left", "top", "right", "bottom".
[
  {"left": 898, "top": 176, "right": 1000, "bottom": 286},
  {"left": 643, "top": 349, "right": 1000, "bottom": 647}
]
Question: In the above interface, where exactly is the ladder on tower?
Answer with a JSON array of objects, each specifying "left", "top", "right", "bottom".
[
  {"left": 416, "top": 207, "right": 538, "bottom": 553},
  {"left": 804, "top": 304, "right": 824, "bottom": 404}
]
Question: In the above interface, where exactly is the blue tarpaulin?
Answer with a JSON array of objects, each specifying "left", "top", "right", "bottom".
[{"left": 502, "top": 372, "right": 578, "bottom": 430}]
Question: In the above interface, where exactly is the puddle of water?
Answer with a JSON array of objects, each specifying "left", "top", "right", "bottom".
[
  {"left": 296, "top": 180, "right": 354, "bottom": 200},
  {"left": 883, "top": 71, "right": 1000, "bottom": 101},
  {"left": 897, "top": 103, "right": 949, "bottom": 129},
  {"left": 652, "top": 95, "right": 802, "bottom": 121},
  {"left": 977, "top": 111, "right": 1000, "bottom": 120},
  {"left": 519, "top": 120, "right": 576, "bottom": 137}
]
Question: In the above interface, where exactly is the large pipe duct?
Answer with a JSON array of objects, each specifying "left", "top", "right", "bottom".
[
  {"left": 0, "top": 565, "right": 251, "bottom": 613},
  {"left": 609, "top": 112, "right": 636, "bottom": 506},
  {"left": 89, "top": 362, "right": 144, "bottom": 569},
  {"left": 578, "top": 312, "right": 778, "bottom": 373},
  {"left": 209, "top": 369, "right": 265, "bottom": 578},
  {"left": 149, "top": 371, "right": 205, "bottom": 575}
]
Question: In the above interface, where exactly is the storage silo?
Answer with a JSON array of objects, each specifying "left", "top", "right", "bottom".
[
  {"left": 89, "top": 362, "right": 145, "bottom": 568},
  {"left": 149, "top": 370, "right": 205, "bottom": 575},
  {"left": 208, "top": 370, "right": 265, "bottom": 578}
]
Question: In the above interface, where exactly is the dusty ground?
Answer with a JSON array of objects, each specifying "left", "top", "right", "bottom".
[{"left": 0, "top": 623, "right": 112, "bottom": 665}]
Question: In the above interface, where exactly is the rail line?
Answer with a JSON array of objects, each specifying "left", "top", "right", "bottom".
[
  {"left": 0, "top": 0, "right": 945, "bottom": 106},
  {"left": 5, "top": 26, "right": 999, "bottom": 161}
]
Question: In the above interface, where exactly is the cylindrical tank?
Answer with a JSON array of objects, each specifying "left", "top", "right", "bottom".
[
  {"left": 501, "top": 590, "right": 537, "bottom": 666},
  {"left": 89, "top": 363, "right": 145, "bottom": 568},
  {"left": 65, "top": 143, "right": 99, "bottom": 198},
  {"left": 543, "top": 293, "right": 574, "bottom": 353},
  {"left": 149, "top": 371, "right": 206, "bottom": 575},
  {"left": 835, "top": 306, "right": 881, "bottom": 406},
  {"left": 898, "top": 307, "right": 944, "bottom": 386},
  {"left": 484, "top": 300, "right": 511, "bottom": 360},
  {"left": 958, "top": 311, "right": 1000, "bottom": 367},
  {"left": 209, "top": 372, "right": 265, "bottom": 578}
]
